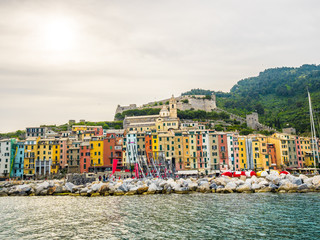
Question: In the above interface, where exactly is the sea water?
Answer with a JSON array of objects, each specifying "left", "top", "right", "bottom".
[{"left": 0, "top": 193, "right": 319, "bottom": 239}]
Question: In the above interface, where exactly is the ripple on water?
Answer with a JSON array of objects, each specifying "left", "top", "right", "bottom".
[{"left": 0, "top": 193, "right": 320, "bottom": 239}]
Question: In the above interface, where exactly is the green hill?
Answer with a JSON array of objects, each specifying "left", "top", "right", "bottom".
[{"left": 216, "top": 64, "right": 320, "bottom": 134}]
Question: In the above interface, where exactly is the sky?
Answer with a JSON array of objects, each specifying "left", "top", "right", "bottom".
[{"left": 0, "top": 0, "right": 319, "bottom": 132}]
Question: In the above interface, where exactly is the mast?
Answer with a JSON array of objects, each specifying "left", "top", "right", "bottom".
[{"left": 308, "top": 90, "right": 319, "bottom": 171}]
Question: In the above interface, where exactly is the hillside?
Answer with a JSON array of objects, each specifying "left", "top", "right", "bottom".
[{"left": 216, "top": 64, "right": 320, "bottom": 134}]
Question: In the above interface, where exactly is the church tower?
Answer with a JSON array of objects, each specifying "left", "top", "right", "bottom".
[{"left": 169, "top": 95, "right": 177, "bottom": 118}]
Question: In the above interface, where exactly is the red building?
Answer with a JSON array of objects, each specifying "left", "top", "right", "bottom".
[
  {"left": 103, "top": 137, "right": 123, "bottom": 170},
  {"left": 218, "top": 133, "right": 229, "bottom": 171},
  {"left": 80, "top": 142, "right": 91, "bottom": 173}
]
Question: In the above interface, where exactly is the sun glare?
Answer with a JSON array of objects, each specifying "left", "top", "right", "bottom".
[{"left": 43, "top": 19, "right": 76, "bottom": 51}]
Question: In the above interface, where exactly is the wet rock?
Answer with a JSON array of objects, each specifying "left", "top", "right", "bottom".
[
  {"left": 225, "top": 182, "right": 237, "bottom": 191},
  {"left": 65, "top": 182, "right": 75, "bottom": 192},
  {"left": 118, "top": 184, "right": 129, "bottom": 193},
  {"left": 99, "top": 184, "right": 110, "bottom": 194},
  {"left": 209, "top": 183, "right": 217, "bottom": 190},
  {"left": 251, "top": 183, "right": 261, "bottom": 190},
  {"left": 269, "top": 183, "right": 279, "bottom": 190},
  {"left": 47, "top": 186, "right": 56, "bottom": 195},
  {"left": 278, "top": 182, "right": 298, "bottom": 191},
  {"left": 147, "top": 183, "right": 158, "bottom": 193},
  {"left": 312, "top": 176, "right": 320, "bottom": 186},
  {"left": 137, "top": 185, "right": 148, "bottom": 194},
  {"left": 236, "top": 184, "right": 251, "bottom": 193},
  {"left": 256, "top": 187, "right": 272, "bottom": 193},
  {"left": 91, "top": 183, "right": 103, "bottom": 192},
  {"left": 198, "top": 182, "right": 210, "bottom": 193}
]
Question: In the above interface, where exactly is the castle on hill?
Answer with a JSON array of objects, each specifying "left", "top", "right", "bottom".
[{"left": 115, "top": 93, "right": 217, "bottom": 120}]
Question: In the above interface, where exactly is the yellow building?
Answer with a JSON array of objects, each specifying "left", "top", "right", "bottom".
[
  {"left": 90, "top": 136, "right": 104, "bottom": 167},
  {"left": 36, "top": 138, "right": 60, "bottom": 175},
  {"left": 24, "top": 137, "right": 39, "bottom": 176},
  {"left": 238, "top": 137, "right": 247, "bottom": 169},
  {"left": 189, "top": 131, "right": 197, "bottom": 169},
  {"left": 269, "top": 133, "right": 290, "bottom": 169}
]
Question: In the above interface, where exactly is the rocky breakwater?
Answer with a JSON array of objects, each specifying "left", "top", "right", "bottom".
[{"left": 0, "top": 172, "right": 320, "bottom": 197}]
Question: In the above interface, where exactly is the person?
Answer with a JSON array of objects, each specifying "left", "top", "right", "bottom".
[
  {"left": 99, "top": 175, "right": 102, "bottom": 181},
  {"left": 103, "top": 175, "right": 106, "bottom": 182}
]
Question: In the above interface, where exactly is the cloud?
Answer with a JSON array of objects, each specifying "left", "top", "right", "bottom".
[{"left": 0, "top": 0, "right": 320, "bottom": 132}]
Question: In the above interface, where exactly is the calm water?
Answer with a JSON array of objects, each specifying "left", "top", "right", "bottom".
[{"left": 0, "top": 193, "right": 320, "bottom": 240}]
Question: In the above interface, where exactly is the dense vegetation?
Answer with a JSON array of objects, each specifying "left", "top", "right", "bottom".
[
  {"left": 181, "top": 89, "right": 214, "bottom": 96},
  {"left": 72, "top": 121, "right": 123, "bottom": 130},
  {"left": 216, "top": 64, "right": 320, "bottom": 134},
  {"left": 115, "top": 108, "right": 161, "bottom": 120},
  {"left": 0, "top": 130, "right": 25, "bottom": 140}
]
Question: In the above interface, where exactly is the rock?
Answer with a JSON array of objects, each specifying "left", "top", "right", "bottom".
[
  {"left": 269, "top": 183, "right": 279, "bottom": 190},
  {"left": 251, "top": 183, "right": 261, "bottom": 190},
  {"left": 225, "top": 182, "right": 237, "bottom": 191},
  {"left": 175, "top": 187, "right": 189, "bottom": 194},
  {"left": 236, "top": 184, "right": 251, "bottom": 193},
  {"left": 240, "top": 175, "right": 246, "bottom": 181},
  {"left": 209, "top": 183, "right": 217, "bottom": 190},
  {"left": 137, "top": 185, "right": 148, "bottom": 194},
  {"left": 298, "top": 184, "right": 309, "bottom": 191},
  {"left": 99, "top": 184, "right": 110, "bottom": 194},
  {"left": 47, "top": 186, "right": 56, "bottom": 195},
  {"left": 312, "top": 176, "right": 320, "bottom": 186},
  {"left": 91, "top": 183, "right": 103, "bottom": 192},
  {"left": 256, "top": 187, "right": 272, "bottom": 193},
  {"left": 65, "top": 182, "right": 75, "bottom": 192},
  {"left": 259, "top": 180, "right": 269, "bottom": 186},
  {"left": 147, "top": 183, "right": 158, "bottom": 193},
  {"left": 188, "top": 182, "right": 198, "bottom": 191},
  {"left": 299, "top": 174, "right": 308, "bottom": 181},
  {"left": 292, "top": 178, "right": 302, "bottom": 186},
  {"left": 16, "top": 185, "right": 31, "bottom": 193},
  {"left": 278, "top": 182, "right": 298, "bottom": 191},
  {"left": 118, "top": 184, "right": 129, "bottom": 192},
  {"left": 261, "top": 171, "right": 268, "bottom": 177},
  {"left": 198, "top": 182, "right": 210, "bottom": 193}
]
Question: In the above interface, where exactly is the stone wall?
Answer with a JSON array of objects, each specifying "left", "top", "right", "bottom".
[{"left": 114, "top": 95, "right": 217, "bottom": 119}]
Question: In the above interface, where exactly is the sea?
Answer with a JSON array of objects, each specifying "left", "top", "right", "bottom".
[{"left": 0, "top": 193, "right": 319, "bottom": 239}]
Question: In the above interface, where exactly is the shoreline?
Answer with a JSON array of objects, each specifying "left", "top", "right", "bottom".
[{"left": 1, "top": 172, "right": 320, "bottom": 197}]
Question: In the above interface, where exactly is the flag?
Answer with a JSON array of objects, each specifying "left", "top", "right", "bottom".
[
  {"left": 112, "top": 159, "right": 118, "bottom": 174},
  {"left": 135, "top": 163, "right": 139, "bottom": 179}
]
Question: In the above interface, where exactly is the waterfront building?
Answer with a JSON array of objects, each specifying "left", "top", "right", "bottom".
[
  {"left": 24, "top": 137, "right": 38, "bottom": 177},
  {"left": 208, "top": 131, "right": 219, "bottom": 172},
  {"left": 80, "top": 138, "right": 91, "bottom": 173},
  {"left": 11, "top": 141, "right": 25, "bottom": 178},
  {"left": 89, "top": 136, "right": 104, "bottom": 172},
  {"left": 217, "top": 132, "right": 229, "bottom": 171},
  {"left": 67, "top": 141, "right": 81, "bottom": 173},
  {"left": 0, "top": 139, "right": 15, "bottom": 177},
  {"left": 36, "top": 138, "right": 60, "bottom": 176}
]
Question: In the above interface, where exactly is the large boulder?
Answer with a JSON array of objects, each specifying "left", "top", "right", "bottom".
[
  {"left": 312, "top": 176, "right": 320, "bottom": 186},
  {"left": 147, "top": 183, "right": 158, "bottom": 193},
  {"left": 225, "top": 182, "right": 237, "bottom": 191},
  {"left": 91, "top": 183, "right": 104, "bottom": 192},
  {"left": 137, "top": 185, "right": 148, "bottom": 194},
  {"left": 118, "top": 184, "right": 129, "bottom": 193},
  {"left": 65, "top": 182, "right": 75, "bottom": 192},
  {"left": 47, "top": 186, "right": 56, "bottom": 195},
  {"left": 251, "top": 183, "right": 262, "bottom": 190},
  {"left": 278, "top": 182, "right": 298, "bottom": 191},
  {"left": 188, "top": 182, "right": 198, "bottom": 191},
  {"left": 298, "top": 184, "right": 310, "bottom": 191},
  {"left": 99, "top": 184, "right": 110, "bottom": 194},
  {"left": 198, "top": 182, "right": 210, "bottom": 193},
  {"left": 236, "top": 184, "right": 251, "bottom": 193}
]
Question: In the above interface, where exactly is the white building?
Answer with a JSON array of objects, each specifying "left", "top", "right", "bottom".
[{"left": 0, "top": 139, "right": 14, "bottom": 177}]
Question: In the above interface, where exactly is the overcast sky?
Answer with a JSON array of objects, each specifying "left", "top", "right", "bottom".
[{"left": 0, "top": 0, "right": 319, "bottom": 132}]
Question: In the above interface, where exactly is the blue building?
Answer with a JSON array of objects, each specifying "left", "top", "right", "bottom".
[{"left": 11, "top": 141, "right": 24, "bottom": 178}]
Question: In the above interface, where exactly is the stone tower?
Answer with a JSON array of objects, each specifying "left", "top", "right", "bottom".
[{"left": 169, "top": 95, "right": 177, "bottom": 118}]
